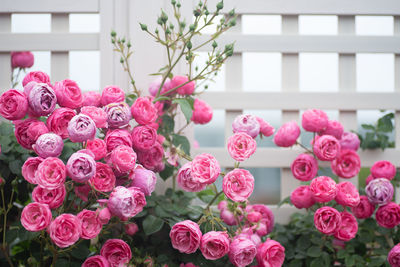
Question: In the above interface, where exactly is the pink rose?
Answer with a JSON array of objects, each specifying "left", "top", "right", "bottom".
[
  {"left": 371, "top": 160, "right": 396, "bottom": 180},
  {"left": 180, "top": 263, "right": 198, "bottom": 267},
  {"left": 77, "top": 209, "right": 102, "bottom": 240},
  {"left": 334, "top": 211, "right": 358, "bottom": 241},
  {"left": 21, "top": 202, "right": 52, "bottom": 231},
  {"left": 101, "top": 85, "right": 125, "bottom": 106},
  {"left": 82, "top": 255, "right": 110, "bottom": 267},
  {"left": 36, "top": 157, "right": 66, "bottom": 190},
  {"left": 229, "top": 236, "right": 257, "bottom": 267},
  {"left": 125, "top": 223, "right": 139, "bottom": 236},
  {"left": 290, "top": 153, "right": 318, "bottom": 181},
  {"left": 290, "top": 185, "right": 315, "bottom": 209},
  {"left": 67, "top": 152, "right": 96, "bottom": 183},
  {"left": 131, "top": 125, "right": 157, "bottom": 151},
  {"left": 86, "top": 138, "right": 107, "bottom": 160},
  {"left": 82, "top": 91, "right": 101, "bottom": 107},
  {"left": 110, "top": 145, "right": 137, "bottom": 173},
  {"left": 220, "top": 208, "right": 237, "bottom": 226},
  {"left": 81, "top": 106, "right": 108, "bottom": 128},
  {"left": 331, "top": 149, "right": 361, "bottom": 178},
  {"left": 223, "top": 168, "right": 254, "bottom": 202},
  {"left": 351, "top": 195, "right": 375, "bottom": 219},
  {"left": 388, "top": 243, "right": 400, "bottom": 267},
  {"left": 310, "top": 176, "right": 337, "bottom": 203},
  {"left": 232, "top": 114, "right": 260, "bottom": 138},
  {"left": 172, "top": 75, "right": 195, "bottom": 95},
  {"left": 14, "top": 119, "right": 48, "bottom": 149},
  {"left": 54, "top": 79, "right": 83, "bottom": 109},
  {"left": 137, "top": 142, "right": 164, "bottom": 171},
  {"left": 376, "top": 202, "right": 400, "bottom": 228},
  {"left": 314, "top": 206, "right": 342, "bottom": 235},
  {"left": 11, "top": 51, "right": 34, "bottom": 69},
  {"left": 246, "top": 204, "right": 275, "bottom": 236},
  {"left": 273, "top": 121, "right": 300, "bottom": 147},
  {"left": 0, "top": 89, "right": 28, "bottom": 120},
  {"left": 200, "top": 231, "right": 230, "bottom": 260},
  {"left": 107, "top": 186, "right": 146, "bottom": 220},
  {"left": 104, "top": 129, "right": 132, "bottom": 152},
  {"left": 104, "top": 102, "right": 131, "bottom": 129},
  {"left": 22, "top": 157, "right": 44, "bottom": 184},
  {"left": 49, "top": 213, "right": 82, "bottom": 248},
  {"left": 131, "top": 97, "right": 158, "bottom": 125},
  {"left": 256, "top": 116, "right": 275, "bottom": 137},
  {"left": 335, "top": 181, "right": 360, "bottom": 207},
  {"left": 191, "top": 153, "right": 220, "bottom": 185},
  {"left": 148, "top": 77, "right": 173, "bottom": 96},
  {"left": 89, "top": 162, "right": 116, "bottom": 192},
  {"left": 319, "top": 120, "right": 343, "bottom": 140},
  {"left": 170, "top": 220, "right": 202, "bottom": 254},
  {"left": 248, "top": 211, "right": 262, "bottom": 223},
  {"left": 256, "top": 239, "right": 285, "bottom": 267},
  {"left": 33, "top": 133, "right": 63, "bottom": 158},
  {"left": 47, "top": 107, "right": 76, "bottom": 139},
  {"left": 75, "top": 184, "right": 91, "bottom": 202},
  {"left": 302, "top": 109, "right": 329, "bottom": 132},
  {"left": 177, "top": 162, "right": 206, "bottom": 192},
  {"left": 32, "top": 184, "right": 66, "bottom": 209},
  {"left": 313, "top": 135, "right": 340, "bottom": 161},
  {"left": 227, "top": 132, "right": 257, "bottom": 162},
  {"left": 22, "top": 71, "right": 51, "bottom": 87},
  {"left": 98, "top": 207, "right": 111, "bottom": 225},
  {"left": 100, "top": 239, "right": 132, "bottom": 267},
  {"left": 366, "top": 174, "right": 374, "bottom": 185},
  {"left": 130, "top": 168, "right": 157, "bottom": 196},
  {"left": 67, "top": 114, "right": 96, "bottom": 143},
  {"left": 191, "top": 98, "right": 213, "bottom": 125},
  {"left": 339, "top": 132, "right": 360, "bottom": 151},
  {"left": 28, "top": 83, "right": 57, "bottom": 116}
]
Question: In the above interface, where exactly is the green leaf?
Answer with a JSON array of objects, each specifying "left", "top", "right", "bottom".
[
  {"left": 161, "top": 115, "right": 175, "bottom": 133},
  {"left": 9, "top": 160, "right": 22, "bottom": 175},
  {"left": 70, "top": 241, "right": 91, "bottom": 259},
  {"left": 172, "top": 134, "right": 190, "bottom": 155},
  {"left": 172, "top": 98, "right": 193, "bottom": 123},
  {"left": 197, "top": 188, "right": 214, "bottom": 203},
  {"left": 345, "top": 254, "right": 356, "bottom": 266},
  {"left": 307, "top": 246, "right": 322, "bottom": 257},
  {"left": 377, "top": 113, "right": 394, "bottom": 132},
  {"left": 153, "top": 96, "right": 170, "bottom": 102},
  {"left": 277, "top": 196, "right": 291, "bottom": 207},
  {"left": 310, "top": 258, "right": 324, "bottom": 267},
  {"left": 159, "top": 163, "right": 175, "bottom": 181},
  {"left": 143, "top": 215, "right": 164, "bottom": 235},
  {"left": 337, "top": 249, "right": 347, "bottom": 259},
  {"left": 361, "top": 124, "right": 375, "bottom": 130},
  {"left": 155, "top": 205, "right": 171, "bottom": 218}
]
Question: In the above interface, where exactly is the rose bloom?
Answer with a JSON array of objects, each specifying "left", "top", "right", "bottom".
[
  {"left": 33, "top": 133, "right": 63, "bottom": 158},
  {"left": 148, "top": 77, "right": 174, "bottom": 96},
  {"left": 11, "top": 51, "right": 34, "bottom": 69},
  {"left": 21, "top": 202, "right": 52, "bottom": 232},
  {"left": 0, "top": 89, "right": 28, "bottom": 120},
  {"left": 82, "top": 255, "right": 110, "bottom": 267},
  {"left": 107, "top": 186, "right": 146, "bottom": 220},
  {"left": 98, "top": 207, "right": 111, "bottom": 225},
  {"left": 170, "top": 220, "right": 202, "bottom": 254},
  {"left": 351, "top": 195, "right": 375, "bottom": 219},
  {"left": 339, "top": 132, "right": 360, "bottom": 151},
  {"left": 177, "top": 162, "right": 206, "bottom": 192},
  {"left": 232, "top": 114, "right": 260, "bottom": 138},
  {"left": 104, "top": 129, "right": 132, "bottom": 152},
  {"left": 47, "top": 107, "right": 76, "bottom": 139},
  {"left": 104, "top": 102, "right": 131, "bottom": 129},
  {"left": 125, "top": 223, "right": 139, "bottom": 236},
  {"left": 273, "top": 121, "right": 300, "bottom": 147},
  {"left": 81, "top": 106, "right": 108, "bottom": 128},
  {"left": 171, "top": 75, "right": 196, "bottom": 95},
  {"left": 67, "top": 114, "right": 96, "bottom": 143},
  {"left": 27, "top": 83, "right": 57, "bottom": 117},
  {"left": 22, "top": 71, "right": 51, "bottom": 87},
  {"left": 101, "top": 85, "right": 125, "bottom": 106},
  {"left": 191, "top": 98, "right": 213, "bottom": 125},
  {"left": 376, "top": 202, "right": 400, "bottom": 228},
  {"left": 310, "top": 176, "right": 337, "bottom": 203},
  {"left": 220, "top": 208, "right": 237, "bottom": 226},
  {"left": 227, "top": 132, "right": 257, "bottom": 162},
  {"left": 191, "top": 153, "right": 220, "bottom": 185},
  {"left": 82, "top": 91, "right": 102, "bottom": 107},
  {"left": 335, "top": 181, "right": 360, "bottom": 207},
  {"left": 223, "top": 168, "right": 254, "bottom": 202},
  {"left": 131, "top": 97, "right": 158, "bottom": 125},
  {"left": 49, "top": 213, "right": 82, "bottom": 248},
  {"left": 314, "top": 206, "right": 342, "bottom": 235},
  {"left": 36, "top": 157, "right": 66, "bottom": 190},
  {"left": 53, "top": 79, "right": 83, "bottom": 109},
  {"left": 200, "top": 231, "right": 230, "bottom": 260},
  {"left": 256, "top": 116, "right": 275, "bottom": 137},
  {"left": 100, "top": 239, "right": 132, "bottom": 267},
  {"left": 22, "top": 157, "right": 44, "bottom": 184},
  {"left": 86, "top": 138, "right": 107, "bottom": 160},
  {"left": 136, "top": 142, "right": 164, "bottom": 172},
  {"left": 319, "top": 120, "right": 344, "bottom": 140},
  {"left": 32, "top": 184, "right": 66, "bottom": 209},
  {"left": 365, "top": 178, "right": 394, "bottom": 206},
  {"left": 130, "top": 168, "right": 157, "bottom": 196},
  {"left": 334, "top": 211, "right": 358, "bottom": 241},
  {"left": 290, "top": 153, "right": 318, "bottom": 181},
  {"left": 256, "top": 239, "right": 285, "bottom": 267},
  {"left": 89, "top": 162, "right": 116, "bottom": 192},
  {"left": 302, "top": 109, "right": 329, "bottom": 132},
  {"left": 131, "top": 125, "right": 157, "bottom": 152},
  {"left": 246, "top": 204, "right": 275, "bottom": 236},
  {"left": 110, "top": 145, "right": 137, "bottom": 173},
  {"left": 14, "top": 119, "right": 49, "bottom": 149},
  {"left": 75, "top": 184, "right": 91, "bottom": 202},
  {"left": 371, "top": 160, "right": 396, "bottom": 180},
  {"left": 77, "top": 209, "right": 102, "bottom": 240},
  {"left": 388, "top": 243, "right": 400, "bottom": 267},
  {"left": 313, "top": 135, "right": 340, "bottom": 161},
  {"left": 66, "top": 152, "right": 96, "bottom": 183},
  {"left": 290, "top": 185, "right": 315, "bottom": 209},
  {"left": 331, "top": 149, "right": 361, "bottom": 178}
]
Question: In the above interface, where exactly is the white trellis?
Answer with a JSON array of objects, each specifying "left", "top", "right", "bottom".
[{"left": 1, "top": 0, "right": 400, "bottom": 223}]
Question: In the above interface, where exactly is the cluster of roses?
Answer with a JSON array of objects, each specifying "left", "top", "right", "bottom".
[{"left": 170, "top": 114, "right": 285, "bottom": 267}]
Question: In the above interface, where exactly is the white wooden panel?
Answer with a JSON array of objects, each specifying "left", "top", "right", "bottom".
[
  {"left": 0, "top": 14, "right": 11, "bottom": 93},
  {"left": 394, "top": 16, "right": 400, "bottom": 202},
  {"left": 51, "top": 14, "right": 69, "bottom": 81},
  {"left": 0, "top": 0, "right": 99, "bottom": 13},
  {"left": 99, "top": 0, "right": 114, "bottom": 88}
]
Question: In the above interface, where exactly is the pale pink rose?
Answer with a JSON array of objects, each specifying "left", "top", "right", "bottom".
[
  {"left": 351, "top": 195, "right": 375, "bottom": 219},
  {"left": 334, "top": 211, "right": 358, "bottom": 241},
  {"left": 89, "top": 162, "right": 116, "bottom": 192},
  {"left": 125, "top": 223, "right": 139, "bottom": 236},
  {"left": 100, "top": 239, "right": 132, "bottom": 267},
  {"left": 310, "top": 176, "right": 337, "bottom": 203},
  {"left": 290, "top": 185, "right": 315, "bottom": 209},
  {"left": 223, "top": 168, "right": 254, "bottom": 202},
  {"left": 148, "top": 77, "right": 174, "bottom": 96},
  {"left": 256, "top": 117, "right": 275, "bottom": 137},
  {"left": 14, "top": 119, "right": 48, "bottom": 149},
  {"left": 218, "top": 200, "right": 228, "bottom": 210},
  {"left": 22, "top": 157, "right": 44, "bottom": 184},
  {"left": 47, "top": 107, "right": 76, "bottom": 139},
  {"left": 22, "top": 71, "right": 51, "bottom": 87},
  {"left": 81, "top": 106, "right": 108, "bottom": 128},
  {"left": 172, "top": 75, "right": 195, "bottom": 95},
  {"left": 331, "top": 149, "right": 361, "bottom": 179},
  {"left": 376, "top": 202, "right": 400, "bottom": 228},
  {"left": 220, "top": 208, "right": 237, "bottom": 226},
  {"left": 319, "top": 120, "right": 344, "bottom": 140},
  {"left": 371, "top": 160, "right": 396, "bottom": 180},
  {"left": 339, "top": 132, "right": 360, "bottom": 151},
  {"left": 131, "top": 125, "right": 157, "bottom": 152},
  {"left": 229, "top": 236, "right": 257, "bottom": 267},
  {"left": 32, "top": 184, "right": 66, "bottom": 209},
  {"left": 335, "top": 181, "right": 360, "bottom": 207},
  {"left": 75, "top": 184, "right": 91, "bottom": 202},
  {"left": 67, "top": 114, "right": 96, "bottom": 143},
  {"left": 98, "top": 207, "right": 111, "bottom": 225},
  {"left": 191, "top": 99, "right": 213, "bottom": 125},
  {"left": 232, "top": 114, "right": 260, "bottom": 138},
  {"left": 388, "top": 243, "right": 400, "bottom": 267},
  {"left": 66, "top": 152, "right": 96, "bottom": 183},
  {"left": 227, "top": 132, "right": 257, "bottom": 162},
  {"left": 33, "top": 133, "right": 63, "bottom": 158},
  {"left": 11, "top": 51, "right": 34, "bottom": 69},
  {"left": 82, "top": 91, "right": 101, "bottom": 107},
  {"left": 200, "top": 231, "right": 230, "bottom": 260},
  {"left": 314, "top": 206, "right": 342, "bottom": 235},
  {"left": 77, "top": 209, "right": 102, "bottom": 240},
  {"left": 0, "top": 89, "right": 28, "bottom": 120},
  {"left": 36, "top": 157, "right": 66, "bottom": 190},
  {"left": 290, "top": 153, "right": 318, "bottom": 181},
  {"left": 131, "top": 97, "right": 158, "bottom": 125},
  {"left": 130, "top": 168, "right": 157, "bottom": 196},
  {"left": 49, "top": 213, "right": 82, "bottom": 248},
  {"left": 21, "top": 202, "right": 52, "bottom": 232},
  {"left": 302, "top": 109, "right": 329, "bottom": 132},
  {"left": 110, "top": 145, "right": 137, "bottom": 173},
  {"left": 104, "top": 102, "right": 131, "bottom": 129},
  {"left": 313, "top": 135, "right": 340, "bottom": 161},
  {"left": 86, "top": 138, "right": 107, "bottom": 160},
  {"left": 54, "top": 79, "right": 83, "bottom": 109},
  {"left": 177, "top": 162, "right": 206, "bottom": 192},
  {"left": 101, "top": 85, "right": 125, "bottom": 106},
  {"left": 137, "top": 142, "right": 164, "bottom": 171},
  {"left": 107, "top": 186, "right": 146, "bottom": 220},
  {"left": 273, "top": 121, "right": 300, "bottom": 147},
  {"left": 82, "top": 255, "right": 110, "bottom": 267},
  {"left": 170, "top": 220, "right": 202, "bottom": 254},
  {"left": 256, "top": 239, "right": 285, "bottom": 267},
  {"left": 104, "top": 129, "right": 132, "bottom": 152},
  {"left": 191, "top": 153, "right": 220, "bottom": 185}
]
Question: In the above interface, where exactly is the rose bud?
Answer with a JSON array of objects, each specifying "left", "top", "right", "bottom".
[
  {"left": 97, "top": 207, "right": 112, "bottom": 225},
  {"left": 125, "top": 223, "right": 139, "bottom": 236},
  {"left": 302, "top": 109, "right": 329, "bottom": 132},
  {"left": 255, "top": 116, "right": 275, "bottom": 137},
  {"left": 273, "top": 121, "right": 300, "bottom": 147},
  {"left": 33, "top": 133, "right": 63, "bottom": 158},
  {"left": 67, "top": 114, "right": 96, "bottom": 142},
  {"left": 339, "top": 132, "right": 360, "bottom": 151},
  {"left": 220, "top": 208, "right": 237, "bottom": 226},
  {"left": 232, "top": 114, "right": 260, "bottom": 138},
  {"left": 191, "top": 98, "right": 213, "bottom": 125},
  {"left": 11, "top": 51, "right": 34, "bottom": 69},
  {"left": 290, "top": 185, "right": 315, "bottom": 209},
  {"left": 0, "top": 89, "right": 28, "bottom": 120}
]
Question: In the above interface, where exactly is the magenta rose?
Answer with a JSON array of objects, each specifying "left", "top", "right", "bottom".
[
  {"left": 82, "top": 255, "right": 110, "bottom": 267},
  {"left": 331, "top": 149, "right": 361, "bottom": 178},
  {"left": 98, "top": 207, "right": 111, "bottom": 225},
  {"left": 170, "top": 220, "right": 202, "bottom": 254},
  {"left": 22, "top": 71, "right": 51, "bottom": 87},
  {"left": 81, "top": 106, "right": 108, "bottom": 128},
  {"left": 66, "top": 152, "right": 96, "bottom": 183},
  {"left": 100, "top": 239, "right": 132, "bottom": 267},
  {"left": 110, "top": 145, "right": 137, "bottom": 173},
  {"left": 21, "top": 202, "right": 52, "bottom": 232},
  {"left": 131, "top": 125, "right": 157, "bottom": 151},
  {"left": 86, "top": 138, "right": 107, "bottom": 160},
  {"left": 290, "top": 185, "right": 315, "bottom": 209},
  {"left": 291, "top": 153, "right": 318, "bottom": 181},
  {"left": 313, "top": 135, "right": 340, "bottom": 161},
  {"left": 388, "top": 243, "right": 400, "bottom": 267},
  {"left": 101, "top": 85, "right": 125, "bottom": 106},
  {"left": 191, "top": 153, "right": 220, "bottom": 185},
  {"left": 256, "top": 239, "right": 285, "bottom": 267},
  {"left": 365, "top": 178, "right": 394, "bottom": 206},
  {"left": 227, "top": 132, "right": 257, "bottom": 162},
  {"left": 137, "top": 142, "right": 164, "bottom": 171},
  {"left": 14, "top": 119, "right": 48, "bottom": 149},
  {"left": 82, "top": 91, "right": 102, "bottom": 107},
  {"left": 177, "top": 162, "right": 206, "bottom": 192},
  {"left": 32, "top": 184, "right": 65, "bottom": 209},
  {"left": 191, "top": 98, "right": 213, "bottom": 125},
  {"left": 371, "top": 160, "right": 396, "bottom": 180},
  {"left": 0, "top": 89, "right": 28, "bottom": 120},
  {"left": 47, "top": 107, "right": 76, "bottom": 139},
  {"left": 351, "top": 195, "right": 375, "bottom": 219},
  {"left": 200, "top": 231, "right": 230, "bottom": 260},
  {"left": 49, "top": 213, "right": 82, "bottom": 248},
  {"left": 376, "top": 202, "right": 400, "bottom": 228},
  {"left": 22, "top": 157, "right": 44, "bottom": 184},
  {"left": 310, "top": 176, "right": 337, "bottom": 203},
  {"left": 256, "top": 116, "right": 275, "bottom": 137},
  {"left": 130, "top": 168, "right": 157, "bottom": 196},
  {"left": 232, "top": 114, "right": 260, "bottom": 138},
  {"left": 107, "top": 186, "right": 146, "bottom": 220},
  {"left": 104, "top": 102, "right": 131, "bottom": 129},
  {"left": 33, "top": 133, "right": 63, "bottom": 158},
  {"left": 131, "top": 97, "right": 158, "bottom": 125},
  {"left": 223, "top": 168, "right": 254, "bottom": 202},
  {"left": 54, "top": 79, "right": 83, "bottom": 109},
  {"left": 335, "top": 181, "right": 360, "bottom": 207},
  {"left": 11, "top": 51, "right": 34, "bottom": 69},
  {"left": 319, "top": 120, "right": 344, "bottom": 140},
  {"left": 77, "top": 209, "right": 102, "bottom": 240},
  {"left": 314, "top": 206, "right": 342, "bottom": 235},
  {"left": 273, "top": 121, "right": 300, "bottom": 147},
  {"left": 36, "top": 157, "right": 66, "bottom": 190},
  {"left": 339, "top": 132, "right": 360, "bottom": 151},
  {"left": 302, "top": 109, "right": 329, "bottom": 132},
  {"left": 334, "top": 211, "right": 358, "bottom": 241},
  {"left": 104, "top": 129, "right": 132, "bottom": 152},
  {"left": 67, "top": 114, "right": 96, "bottom": 143},
  {"left": 89, "top": 162, "right": 116, "bottom": 192},
  {"left": 28, "top": 83, "right": 57, "bottom": 116},
  {"left": 172, "top": 75, "right": 196, "bottom": 95},
  {"left": 125, "top": 223, "right": 139, "bottom": 236}
]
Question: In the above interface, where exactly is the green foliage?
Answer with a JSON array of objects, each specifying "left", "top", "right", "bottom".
[{"left": 357, "top": 112, "right": 395, "bottom": 150}]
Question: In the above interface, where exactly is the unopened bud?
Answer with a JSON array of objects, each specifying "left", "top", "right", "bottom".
[
  {"left": 212, "top": 40, "right": 218, "bottom": 48},
  {"left": 189, "top": 24, "right": 196, "bottom": 32},
  {"left": 110, "top": 30, "right": 116, "bottom": 37},
  {"left": 140, "top": 23, "right": 148, "bottom": 31},
  {"left": 193, "top": 9, "right": 201, "bottom": 17},
  {"left": 120, "top": 57, "right": 124, "bottom": 63},
  {"left": 171, "top": 0, "right": 176, "bottom": 5},
  {"left": 186, "top": 41, "right": 192, "bottom": 50},
  {"left": 216, "top": 1, "right": 224, "bottom": 10},
  {"left": 229, "top": 9, "right": 235, "bottom": 17}
]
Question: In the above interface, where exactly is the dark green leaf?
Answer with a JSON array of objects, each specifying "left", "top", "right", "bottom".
[
  {"left": 277, "top": 196, "right": 291, "bottom": 207},
  {"left": 159, "top": 163, "right": 175, "bottom": 181},
  {"left": 310, "top": 258, "right": 324, "bottom": 267},
  {"left": 306, "top": 246, "right": 322, "bottom": 257},
  {"left": 361, "top": 124, "right": 375, "bottom": 130},
  {"left": 161, "top": 115, "right": 175, "bottom": 133},
  {"left": 9, "top": 160, "right": 22, "bottom": 175},
  {"left": 172, "top": 134, "right": 190, "bottom": 155},
  {"left": 172, "top": 98, "right": 193, "bottom": 123},
  {"left": 143, "top": 215, "right": 164, "bottom": 235},
  {"left": 153, "top": 96, "right": 170, "bottom": 102},
  {"left": 71, "top": 242, "right": 91, "bottom": 259}
]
